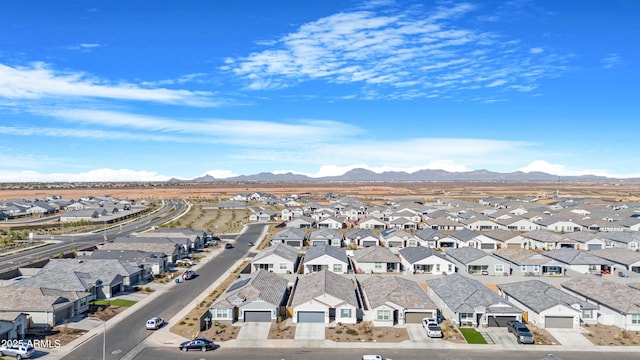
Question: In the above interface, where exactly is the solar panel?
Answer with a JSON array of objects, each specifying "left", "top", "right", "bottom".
[{"left": 226, "top": 277, "right": 250, "bottom": 293}]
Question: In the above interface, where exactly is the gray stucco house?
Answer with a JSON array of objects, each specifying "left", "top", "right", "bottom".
[{"left": 445, "top": 247, "right": 511, "bottom": 276}]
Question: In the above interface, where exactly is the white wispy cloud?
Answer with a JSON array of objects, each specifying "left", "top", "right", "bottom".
[
  {"left": 601, "top": 53, "right": 621, "bottom": 69},
  {"left": 0, "top": 168, "right": 172, "bottom": 182},
  {"left": 0, "top": 62, "right": 219, "bottom": 107},
  {"left": 222, "top": 2, "right": 570, "bottom": 99}
]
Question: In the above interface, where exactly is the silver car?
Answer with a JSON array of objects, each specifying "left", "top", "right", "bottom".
[{"left": 0, "top": 343, "right": 35, "bottom": 360}]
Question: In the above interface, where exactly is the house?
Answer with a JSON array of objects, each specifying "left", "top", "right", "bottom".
[
  {"left": 316, "top": 217, "right": 344, "bottom": 229},
  {"left": 414, "top": 228, "right": 446, "bottom": 248},
  {"left": 561, "top": 275, "right": 640, "bottom": 331},
  {"left": 426, "top": 273, "right": 522, "bottom": 328},
  {"left": 141, "top": 229, "right": 204, "bottom": 251},
  {"left": 398, "top": 247, "right": 456, "bottom": 275},
  {"left": 303, "top": 244, "right": 349, "bottom": 274},
  {"left": 249, "top": 209, "right": 278, "bottom": 222},
  {"left": 521, "top": 229, "right": 578, "bottom": 250},
  {"left": 591, "top": 248, "right": 640, "bottom": 274},
  {"left": 389, "top": 217, "right": 419, "bottom": 230},
  {"left": 286, "top": 216, "right": 315, "bottom": 229},
  {"left": 0, "top": 312, "right": 28, "bottom": 341},
  {"left": 379, "top": 228, "right": 417, "bottom": 248},
  {"left": 536, "top": 217, "right": 583, "bottom": 233},
  {"left": 493, "top": 248, "right": 565, "bottom": 277},
  {"left": 208, "top": 270, "right": 289, "bottom": 323},
  {"left": 270, "top": 228, "right": 306, "bottom": 248},
  {"left": 344, "top": 229, "right": 378, "bottom": 248},
  {"left": 0, "top": 287, "right": 90, "bottom": 327},
  {"left": 352, "top": 246, "right": 400, "bottom": 273},
  {"left": 360, "top": 276, "right": 438, "bottom": 326},
  {"left": 497, "top": 280, "right": 597, "bottom": 329},
  {"left": 483, "top": 229, "right": 526, "bottom": 249},
  {"left": 494, "top": 217, "right": 541, "bottom": 232},
  {"left": 445, "top": 247, "right": 511, "bottom": 276},
  {"left": 290, "top": 270, "right": 359, "bottom": 324},
  {"left": 102, "top": 237, "right": 184, "bottom": 264},
  {"left": 561, "top": 231, "right": 606, "bottom": 251},
  {"left": 460, "top": 217, "right": 499, "bottom": 231},
  {"left": 308, "top": 228, "right": 343, "bottom": 247},
  {"left": 543, "top": 248, "right": 612, "bottom": 274},
  {"left": 79, "top": 249, "right": 167, "bottom": 277},
  {"left": 15, "top": 258, "right": 143, "bottom": 299},
  {"left": 449, "top": 229, "right": 498, "bottom": 250},
  {"left": 596, "top": 231, "right": 640, "bottom": 251},
  {"left": 358, "top": 217, "right": 387, "bottom": 230},
  {"left": 251, "top": 243, "right": 300, "bottom": 274},
  {"left": 422, "top": 217, "right": 464, "bottom": 231}
]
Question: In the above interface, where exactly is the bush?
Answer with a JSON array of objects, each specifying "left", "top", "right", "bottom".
[{"left": 346, "top": 329, "right": 359, "bottom": 336}]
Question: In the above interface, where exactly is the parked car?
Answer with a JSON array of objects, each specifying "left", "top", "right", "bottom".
[
  {"left": 146, "top": 316, "right": 165, "bottom": 330},
  {"left": 176, "top": 258, "right": 194, "bottom": 266},
  {"left": 0, "top": 343, "right": 35, "bottom": 359},
  {"left": 421, "top": 317, "right": 437, "bottom": 331},
  {"left": 426, "top": 324, "right": 443, "bottom": 338},
  {"left": 179, "top": 338, "right": 215, "bottom": 352},
  {"left": 248, "top": 241, "right": 254, "bottom": 246},
  {"left": 507, "top": 320, "right": 534, "bottom": 344},
  {"left": 225, "top": 243, "right": 234, "bottom": 249},
  {"left": 362, "top": 355, "right": 391, "bottom": 360}
]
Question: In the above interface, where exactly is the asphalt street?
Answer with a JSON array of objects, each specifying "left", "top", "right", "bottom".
[
  {"left": 61, "top": 223, "right": 268, "bottom": 360},
  {"left": 132, "top": 347, "right": 640, "bottom": 360}
]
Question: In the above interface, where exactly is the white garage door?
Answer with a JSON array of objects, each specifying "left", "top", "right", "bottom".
[{"left": 545, "top": 316, "right": 574, "bottom": 329}]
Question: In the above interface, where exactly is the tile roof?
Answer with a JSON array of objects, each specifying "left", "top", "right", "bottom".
[
  {"left": 543, "top": 248, "right": 610, "bottom": 265},
  {"left": 445, "top": 247, "right": 492, "bottom": 264},
  {"left": 498, "top": 280, "right": 595, "bottom": 313},
  {"left": 290, "top": 270, "right": 358, "bottom": 307},
  {"left": 399, "top": 246, "right": 448, "bottom": 264},
  {"left": 360, "top": 276, "right": 435, "bottom": 309},
  {"left": 253, "top": 243, "right": 299, "bottom": 263},
  {"left": 353, "top": 246, "right": 399, "bottom": 263},
  {"left": 304, "top": 244, "right": 348, "bottom": 263},
  {"left": 212, "top": 269, "right": 289, "bottom": 308},
  {"left": 561, "top": 275, "right": 640, "bottom": 315}
]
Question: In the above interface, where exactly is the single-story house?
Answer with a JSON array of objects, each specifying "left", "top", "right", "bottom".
[
  {"left": 426, "top": 273, "right": 522, "bottom": 328},
  {"left": 543, "top": 248, "right": 612, "bottom": 274},
  {"left": 0, "top": 287, "right": 90, "bottom": 327},
  {"left": 308, "top": 228, "right": 343, "bottom": 247},
  {"left": 79, "top": 249, "right": 166, "bottom": 277},
  {"left": 493, "top": 248, "right": 566, "bottom": 277},
  {"left": 482, "top": 229, "right": 527, "bottom": 249},
  {"left": 290, "top": 270, "right": 359, "bottom": 324},
  {"left": 303, "top": 244, "right": 349, "bottom": 274},
  {"left": 360, "top": 276, "right": 438, "bottom": 326},
  {"left": 595, "top": 231, "right": 640, "bottom": 251},
  {"left": 449, "top": 229, "right": 499, "bottom": 250},
  {"left": 270, "top": 228, "right": 306, "bottom": 248},
  {"left": 351, "top": 246, "right": 400, "bottom": 273},
  {"left": 561, "top": 275, "right": 640, "bottom": 331},
  {"left": 592, "top": 248, "right": 640, "bottom": 273},
  {"left": 398, "top": 247, "right": 456, "bottom": 275},
  {"left": 251, "top": 243, "right": 300, "bottom": 274},
  {"left": 0, "top": 312, "right": 28, "bottom": 341},
  {"left": 345, "top": 229, "right": 379, "bottom": 248},
  {"left": 208, "top": 270, "right": 289, "bottom": 323},
  {"left": 414, "top": 228, "right": 446, "bottom": 248},
  {"left": 286, "top": 216, "right": 315, "bottom": 229},
  {"left": 379, "top": 228, "right": 418, "bottom": 248},
  {"left": 498, "top": 280, "right": 597, "bottom": 329},
  {"left": 316, "top": 217, "right": 344, "bottom": 230},
  {"left": 445, "top": 247, "right": 511, "bottom": 276},
  {"left": 521, "top": 229, "right": 578, "bottom": 250},
  {"left": 358, "top": 217, "right": 387, "bottom": 230}
]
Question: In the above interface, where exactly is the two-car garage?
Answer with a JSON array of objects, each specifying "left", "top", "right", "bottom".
[
  {"left": 243, "top": 311, "right": 272, "bottom": 322},
  {"left": 544, "top": 316, "right": 574, "bottom": 329},
  {"left": 296, "top": 311, "right": 325, "bottom": 323}
]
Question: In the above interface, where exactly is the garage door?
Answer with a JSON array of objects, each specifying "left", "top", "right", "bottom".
[
  {"left": 297, "top": 311, "right": 325, "bottom": 323},
  {"left": 480, "top": 243, "right": 495, "bottom": 250},
  {"left": 244, "top": 311, "right": 272, "bottom": 322},
  {"left": 362, "top": 240, "right": 377, "bottom": 247},
  {"left": 487, "top": 315, "right": 517, "bottom": 327},
  {"left": 544, "top": 316, "right": 574, "bottom": 329},
  {"left": 287, "top": 240, "right": 301, "bottom": 247},
  {"left": 507, "top": 243, "right": 521, "bottom": 249},
  {"left": 405, "top": 312, "right": 434, "bottom": 324},
  {"left": 587, "top": 244, "right": 603, "bottom": 250}
]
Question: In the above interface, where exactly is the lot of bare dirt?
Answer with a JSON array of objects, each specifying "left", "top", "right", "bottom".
[
  {"left": 268, "top": 320, "right": 296, "bottom": 340},
  {"left": 325, "top": 321, "right": 409, "bottom": 343},
  {"left": 582, "top": 323, "right": 640, "bottom": 346}
]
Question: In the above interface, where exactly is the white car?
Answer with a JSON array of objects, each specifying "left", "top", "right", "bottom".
[
  {"left": 176, "top": 259, "right": 194, "bottom": 266},
  {"left": 426, "top": 324, "right": 443, "bottom": 338},
  {"left": 362, "top": 356, "right": 391, "bottom": 360},
  {"left": 146, "top": 316, "right": 165, "bottom": 330},
  {"left": 0, "top": 343, "right": 35, "bottom": 359},
  {"left": 421, "top": 317, "right": 437, "bottom": 331}
]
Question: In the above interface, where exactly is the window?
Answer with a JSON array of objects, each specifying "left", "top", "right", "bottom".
[
  {"left": 333, "top": 264, "right": 343, "bottom": 272},
  {"left": 520, "top": 265, "right": 527, "bottom": 272},
  {"left": 582, "top": 309, "right": 593, "bottom": 319},
  {"left": 377, "top": 310, "right": 390, "bottom": 320},
  {"left": 215, "top": 308, "right": 229, "bottom": 318},
  {"left": 374, "top": 262, "right": 383, "bottom": 270},
  {"left": 448, "top": 264, "right": 453, "bottom": 272},
  {"left": 341, "top": 308, "right": 352, "bottom": 318},
  {"left": 495, "top": 264, "right": 504, "bottom": 273},
  {"left": 279, "top": 263, "right": 288, "bottom": 270},
  {"left": 533, "top": 265, "right": 540, "bottom": 273},
  {"left": 435, "top": 264, "right": 440, "bottom": 272},
  {"left": 632, "top": 314, "right": 640, "bottom": 325}
]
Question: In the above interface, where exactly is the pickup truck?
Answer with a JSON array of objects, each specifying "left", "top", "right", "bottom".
[{"left": 507, "top": 320, "right": 534, "bottom": 344}]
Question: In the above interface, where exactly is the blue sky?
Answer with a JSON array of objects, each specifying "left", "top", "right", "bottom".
[{"left": 1, "top": 0, "right": 638, "bottom": 182}]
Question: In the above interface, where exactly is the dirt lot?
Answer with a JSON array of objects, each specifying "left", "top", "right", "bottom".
[
  {"left": 268, "top": 320, "right": 296, "bottom": 339},
  {"left": 582, "top": 323, "right": 640, "bottom": 346},
  {"left": 325, "top": 321, "right": 409, "bottom": 343}
]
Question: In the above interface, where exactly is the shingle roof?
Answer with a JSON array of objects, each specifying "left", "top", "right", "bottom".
[
  {"left": 591, "top": 248, "right": 640, "bottom": 266},
  {"left": 345, "top": 229, "right": 377, "bottom": 240},
  {"left": 0, "top": 287, "right": 79, "bottom": 312},
  {"left": 562, "top": 275, "right": 640, "bottom": 315},
  {"left": 353, "top": 246, "right": 399, "bottom": 263},
  {"left": 212, "top": 270, "right": 289, "bottom": 308},
  {"left": 426, "top": 273, "right": 519, "bottom": 313},
  {"left": 360, "top": 276, "right": 435, "bottom": 309},
  {"left": 290, "top": 270, "right": 358, "bottom": 307},
  {"left": 498, "top": 280, "right": 595, "bottom": 313},
  {"left": 543, "top": 248, "right": 610, "bottom": 265},
  {"left": 304, "top": 244, "right": 348, "bottom": 263},
  {"left": 414, "top": 228, "right": 445, "bottom": 241},
  {"left": 445, "top": 247, "right": 489, "bottom": 264},
  {"left": 399, "top": 246, "right": 448, "bottom": 264},
  {"left": 253, "top": 243, "right": 299, "bottom": 263},
  {"left": 272, "top": 228, "right": 306, "bottom": 241}
]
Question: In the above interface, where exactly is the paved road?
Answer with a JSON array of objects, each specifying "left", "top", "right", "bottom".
[
  {"left": 62, "top": 223, "right": 268, "bottom": 360},
  {"left": 133, "top": 347, "right": 640, "bottom": 360},
  {"left": 0, "top": 200, "right": 184, "bottom": 275}
]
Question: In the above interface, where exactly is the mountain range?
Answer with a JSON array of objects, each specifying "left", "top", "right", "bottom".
[{"left": 169, "top": 168, "right": 629, "bottom": 183}]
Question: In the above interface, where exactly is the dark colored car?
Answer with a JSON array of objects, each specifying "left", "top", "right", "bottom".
[
  {"left": 507, "top": 320, "right": 534, "bottom": 344},
  {"left": 225, "top": 243, "right": 234, "bottom": 249},
  {"left": 179, "top": 338, "right": 215, "bottom": 352}
]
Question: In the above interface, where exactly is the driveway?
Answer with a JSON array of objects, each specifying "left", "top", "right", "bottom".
[
  {"left": 480, "top": 327, "right": 519, "bottom": 347},
  {"left": 406, "top": 324, "right": 429, "bottom": 341},
  {"left": 237, "top": 322, "right": 272, "bottom": 340},
  {"left": 546, "top": 328, "right": 595, "bottom": 348},
  {"left": 295, "top": 323, "right": 326, "bottom": 340}
]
